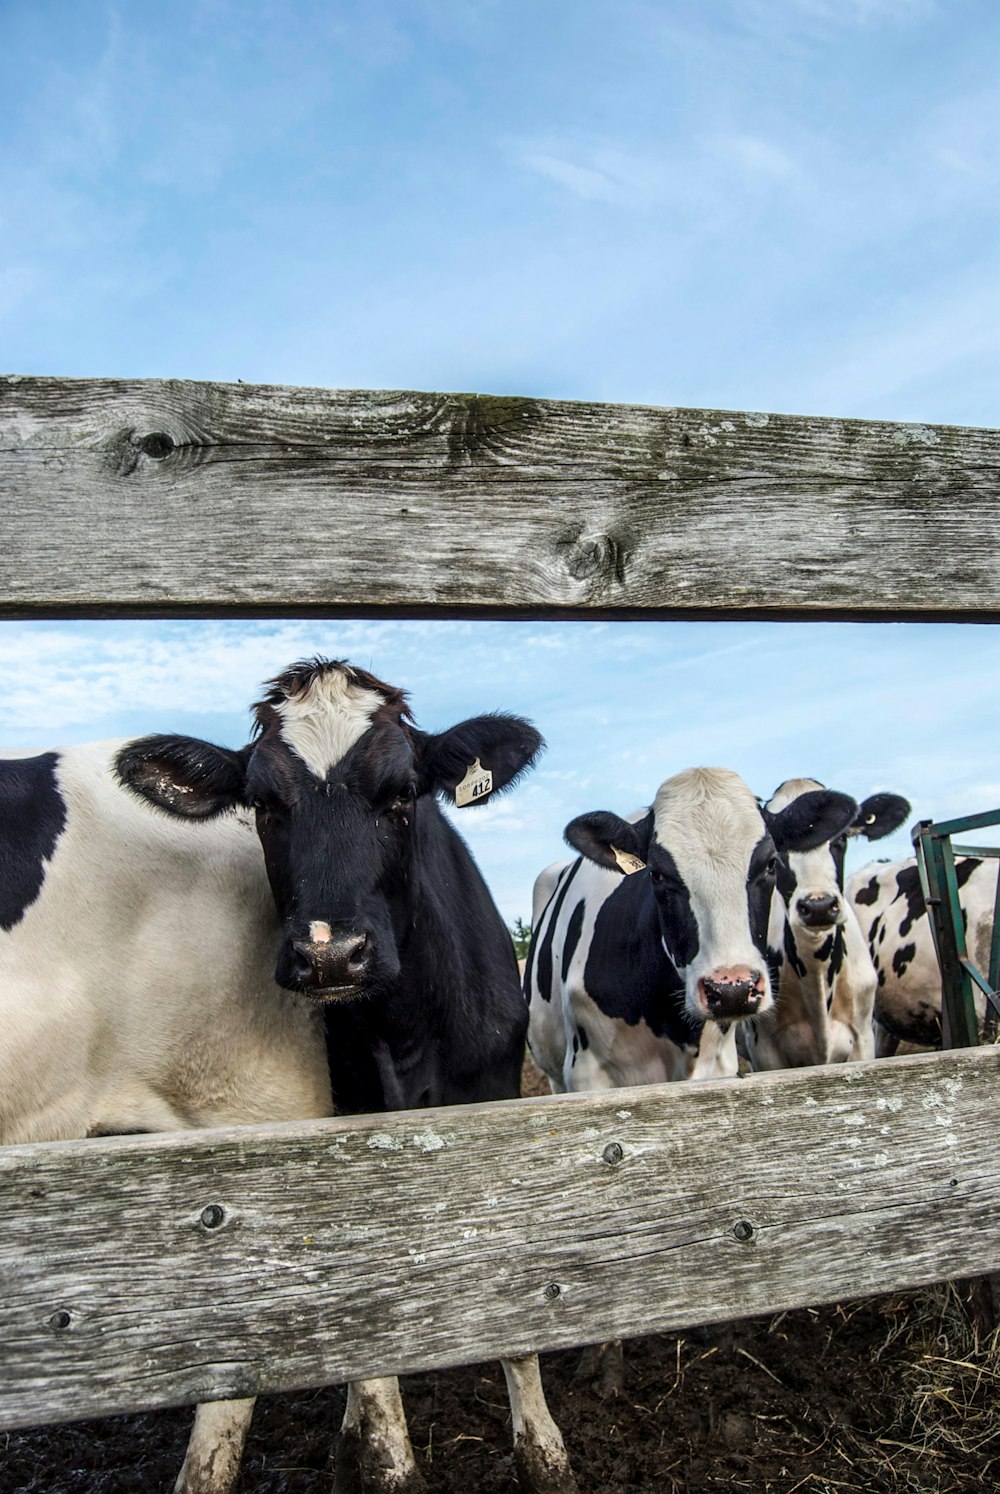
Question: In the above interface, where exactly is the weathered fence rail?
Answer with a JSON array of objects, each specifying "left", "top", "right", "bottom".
[
  {"left": 3, "top": 1049, "right": 999, "bottom": 1431},
  {"left": 3, "top": 375, "right": 1000, "bottom": 1438},
  {"left": 4, "top": 376, "right": 1000, "bottom": 619}
]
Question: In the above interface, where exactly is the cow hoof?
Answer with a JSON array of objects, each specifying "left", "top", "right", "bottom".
[
  {"left": 513, "top": 1434, "right": 579, "bottom": 1494},
  {"left": 333, "top": 1428, "right": 427, "bottom": 1494},
  {"left": 574, "top": 1340, "right": 624, "bottom": 1399}
]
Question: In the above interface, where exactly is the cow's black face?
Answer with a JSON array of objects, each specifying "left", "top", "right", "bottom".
[
  {"left": 116, "top": 658, "right": 543, "bottom": 1004},
  {"left": 245, "top": 722, "right": 417, "bottom": 999}
]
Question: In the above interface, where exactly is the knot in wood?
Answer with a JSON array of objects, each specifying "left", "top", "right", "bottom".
[
  {"left": 561, "top": 531, "right": 626, "bottom": 586},
  {"left": 114, "top": 428, "right": 177, "bottom": 476},
  {"left": 137, "top": 431, "right": 175, "bottom": 459}
]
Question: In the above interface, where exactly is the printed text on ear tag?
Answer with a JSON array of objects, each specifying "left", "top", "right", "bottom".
[
  {"left": 612, "top": 846, "right": 646, "bottom": 875},
  {"left": 455, "top": 758, "right": 494, "bottom": 807}
]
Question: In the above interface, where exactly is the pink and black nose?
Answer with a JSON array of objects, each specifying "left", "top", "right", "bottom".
[
  {"left": 796, "top": 893, "right": 840, "bottom": 928},
  {"left": 280, "top": 924, "right": 373, "bottom": 995},
  {"left": 699, "top": 967, "right": 766, "bottom": 1020}
]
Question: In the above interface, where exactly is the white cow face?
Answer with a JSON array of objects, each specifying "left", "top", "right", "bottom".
[{"left": 566, "top": 767, "right": 859, "bottom": 1027}]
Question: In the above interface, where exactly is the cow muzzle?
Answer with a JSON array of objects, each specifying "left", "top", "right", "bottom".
[
  {"left": 796, "top": 893, "right": 841, "bottom": 929},
  {"left": 278, "top": 925, "right": 374, "bottom": 999},
  {"left": 698, "top": 967, "right": 767, "bottom": 1020}
]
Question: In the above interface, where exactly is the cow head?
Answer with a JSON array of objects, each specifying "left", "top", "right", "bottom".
[
  {"left": 767, "top": 778, "right": 910, "bottom": 936},
  {"left": 116, "top": 659, "right": 542, "bottom": 1002},
  {"left": 564, "top": 767, "right": 858, "bottom": 1026}
]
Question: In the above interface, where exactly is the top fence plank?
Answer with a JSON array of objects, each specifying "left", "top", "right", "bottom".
[{"left": 2, "top": 375, "right": 1000, "bottom": 619}]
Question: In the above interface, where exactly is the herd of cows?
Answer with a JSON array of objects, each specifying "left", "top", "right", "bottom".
[{"left": 2, "top": 655, "right": 992, "bottom": 1494}]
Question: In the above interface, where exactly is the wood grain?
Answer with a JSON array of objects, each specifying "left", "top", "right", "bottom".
[
  {"left": 3, "top": 376, "right": 1000, "bottom": 618},
  {"left": 2, "top": 1048, "right": 998, "bottom": 1430}
]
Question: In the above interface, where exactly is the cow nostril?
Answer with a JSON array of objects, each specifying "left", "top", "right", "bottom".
[
  {"left": 290, "top": 940, "right": 319, "bottom": 985},
  {"left": 345, "top": 933, "right": 370, "bottom": 976},
  {"left": 798, "top": 894, "right": 838, "bottom": 921}
]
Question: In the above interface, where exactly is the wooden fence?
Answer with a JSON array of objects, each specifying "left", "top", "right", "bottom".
[{"left": 2, "top": 375, "right": 1000, "bottom": 1432}]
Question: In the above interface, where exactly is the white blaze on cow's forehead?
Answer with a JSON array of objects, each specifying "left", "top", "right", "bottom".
[
  {"left": 652, "top": 767, "right": 764, "bottom": 877},
  {"left": 310, "top": 921, "right": 333, "bottom": 944},
  {"left": 765, "top": 777, "right": 824, "bottom": 816},
  {"left": 766, "top": 777, "right": 841, "bottom": 897},
  {"left": 651, "top": 768, "right": 767, "bottom": 993},
  {"left": 274, "top": 669, "right": 387, "bottom": 779}
]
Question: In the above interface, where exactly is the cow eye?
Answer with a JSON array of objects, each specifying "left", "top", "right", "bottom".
[{"left": 251, "top": 795, "right": 283, "bottom": 816}]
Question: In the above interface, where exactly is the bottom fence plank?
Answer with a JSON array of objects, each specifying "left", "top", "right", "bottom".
[{"left": 1, "top": 1048, "right": 998, "bottom": 1429}]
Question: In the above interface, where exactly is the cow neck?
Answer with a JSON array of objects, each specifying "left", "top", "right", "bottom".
[
  {"left": 778, "top": 911, "right": 846, "bottom": 1063},
  {"left": 588, "top": 873, "right": 700, "bottom": 1048},
  {"left": 321, "top": 792, "right": 520, "bottom": 1115}
]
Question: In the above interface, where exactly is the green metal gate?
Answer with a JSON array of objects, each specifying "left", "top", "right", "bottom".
[{"left": 913, "top": 813, "right": 1000, "bottom": 1048}]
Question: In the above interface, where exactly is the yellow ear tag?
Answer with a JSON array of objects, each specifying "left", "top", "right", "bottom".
[
  {"left": 455, "top": 758, "right": 494, "bottom": 808},
  {"left": 612, "top": 846, "right": 646, "bottom": 875}
]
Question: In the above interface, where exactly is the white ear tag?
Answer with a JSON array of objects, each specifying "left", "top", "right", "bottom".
[
  {"left": 455, "top": 758, "right": 494, "bottom": 808},
  {"left": 612, "top": 846, "right": 646, "bottom": 875}
]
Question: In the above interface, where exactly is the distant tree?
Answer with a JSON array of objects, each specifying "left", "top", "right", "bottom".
[{"left": 510, "top": 916, "right": 532, "bottom": 960}]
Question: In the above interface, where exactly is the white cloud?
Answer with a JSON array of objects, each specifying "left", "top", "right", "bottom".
[
  {"left": 715, "top": 135, "right": 800, "bottom": 180},
  {"left": 519, "top": 153, "right": 623, "bottom": 202}
]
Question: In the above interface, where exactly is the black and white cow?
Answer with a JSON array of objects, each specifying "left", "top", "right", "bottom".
[
  {"left": 526, "top": 767, "right": 858, "bottom": 1092},
  {"left": 741, "top": 780, "right": 910, "bottom": 1070},
  {"left": 847, "top": 853, "right": 998, "bottom": 1054},
  {"left": 2, "top": 660, "right": 573, "bottom": 1494}
]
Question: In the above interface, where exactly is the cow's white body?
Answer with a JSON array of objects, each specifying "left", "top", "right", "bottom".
[
  {"left": 526, "top": 769, "right": 811, "bottom": 1097},
  {"left": 0, "top": 742, "right": 330, "bottom": 1147},
  {"left": 747, "top": 890, "right": 876, "bottom": 1069},
  {"left": 528, "top": 856, "right": 738, "bottom": 1088},
  {"left": 847, "top": 853, "right": 997, "bottom": 1052},
  {"left": 743, "top": 779, "right": 876, "bottom": 1071},
  {"left": 529, "top": 858, "right": 703, "bottom": 1090}
]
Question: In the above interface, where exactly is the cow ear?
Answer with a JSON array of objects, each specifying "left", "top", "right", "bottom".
[
  {"left": 852, "top": 792, "right": 910, "bottom": 841},
  {"left": 116, "top": 736, "right": 251, "bottom": 820},
  {"left": 415, "top": 714, "right": 543, "bottom": 806},
  {"left": 565, "top": 810, "right": 653, "bottom": 874},
  {"left": 765, "top": 790, "right": 857, "bottom": 854}
]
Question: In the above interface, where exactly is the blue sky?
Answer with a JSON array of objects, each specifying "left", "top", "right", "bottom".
[{"left": 3, "top": 0, "right": 1000, "bottom": 920}]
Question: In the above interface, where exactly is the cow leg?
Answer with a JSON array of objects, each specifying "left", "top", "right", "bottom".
[
  {"left": 174, "top": 1398, "right": 256, "bottom": 1494},
  {"left": 334, "top": 1377, "right": 424, "bottom": 1494},
  {"left": 874, "top": 1021, "right": 900, "bottom": 1058},
  {"left": 501, "top": 1355, "right": 577, "bottom": 1494},
  {"left": 574, "top": 1337, "right": 624, "bottom": 1398}
]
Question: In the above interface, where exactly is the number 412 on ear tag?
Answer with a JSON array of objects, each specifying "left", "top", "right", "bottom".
[{"left": 455, "top": 758, "right": 494, "bottom": 807}]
